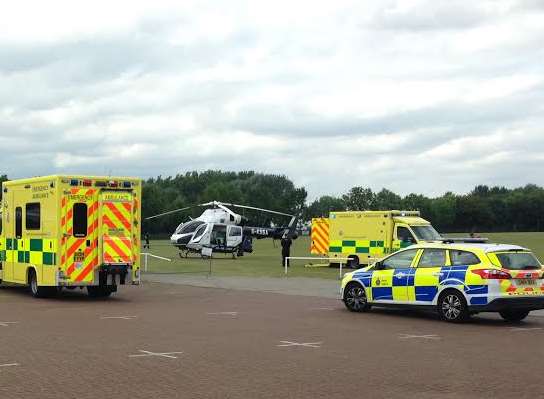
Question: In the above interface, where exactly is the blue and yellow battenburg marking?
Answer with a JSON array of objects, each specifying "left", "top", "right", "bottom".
[{"left": 353, "top": 265, "right": 489, "bottom": 305}]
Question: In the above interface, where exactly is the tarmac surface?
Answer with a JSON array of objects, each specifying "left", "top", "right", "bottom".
[
  {"left": 1, "top": 282, "right": 544, "bottom": 399},
  {"left": 144, "top": 273, "right": 341, "bottom": 298}
]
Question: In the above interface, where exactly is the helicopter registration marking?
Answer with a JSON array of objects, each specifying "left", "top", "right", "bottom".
[{"left": 251, "top": 228, "right": 269, "bottom": 236}]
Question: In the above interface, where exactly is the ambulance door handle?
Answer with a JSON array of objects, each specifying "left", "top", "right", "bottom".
[{"left": 86, "top": 240, "right": 91, "bottom": 247}]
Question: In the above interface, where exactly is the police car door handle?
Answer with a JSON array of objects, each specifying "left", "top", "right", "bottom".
[{"left": 432, "top": 272, "right": 444, "bottom": 277}]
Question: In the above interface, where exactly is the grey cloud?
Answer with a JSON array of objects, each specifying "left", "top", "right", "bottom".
[
  {"left": 226, "top": 82, "right": 544, "bottom": 139},
  {"left": 0, "top": 2, "right": 543, "bottom": 198},
  {"left": 370, "top": 1, "right": 490, "bottom": 31},
  {"left": 516, "top": 0, "right": 544, "bottom": 11}
]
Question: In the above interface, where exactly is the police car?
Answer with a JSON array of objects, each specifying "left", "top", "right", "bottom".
[{"left": 341, "top": 242, "right": 544, "bottom": 322}]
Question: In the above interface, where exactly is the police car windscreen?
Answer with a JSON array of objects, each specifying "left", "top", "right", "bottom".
[
  {"left": 412, "top": 225, "right": 442, "bottom": 241},
  {"left": 496, "top": 252, "right": 541, "bottom": 270}
]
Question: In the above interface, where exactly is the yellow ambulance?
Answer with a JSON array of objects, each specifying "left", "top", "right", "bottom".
[
  {"left": 0, "top": 175, "right": 142, "bottom": 297},
  {"left": 311, "top": 210, "right": 442, "bottom": 268}
]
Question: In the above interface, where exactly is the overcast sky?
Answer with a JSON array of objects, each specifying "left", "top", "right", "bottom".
[{"left": 1, "top": 0, "right": 543, "bottom": 200}]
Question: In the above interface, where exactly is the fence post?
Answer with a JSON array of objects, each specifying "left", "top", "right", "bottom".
[
  {"left": 284, "top": 257, "right": 289, "bottom": 275},
  {"left": 144, "top": 253, "right": 149, "bottom": 272}
]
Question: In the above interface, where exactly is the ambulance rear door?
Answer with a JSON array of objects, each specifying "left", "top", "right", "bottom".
[
  {"left": 61, "top": 187, "right": 99, "bottom": 284},
  {"left": 99, "top": 191, "right": 135, "bottom": 267}
]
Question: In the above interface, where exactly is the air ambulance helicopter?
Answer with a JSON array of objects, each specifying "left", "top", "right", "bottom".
[{"left": 145, "top": 201, "right": 298, "bottom": 258}]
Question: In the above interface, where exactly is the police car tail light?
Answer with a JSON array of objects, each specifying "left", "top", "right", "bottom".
[{"left": 471, "top": 269, "right": 511, "bottom": 280}]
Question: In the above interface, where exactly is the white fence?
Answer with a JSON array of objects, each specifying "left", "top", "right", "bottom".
[
  {"left": 141, "top": 252, "right": 172, "bottom": 273},
  {"left": 284, "top": 257, "right": 350, "bottom": 279}
]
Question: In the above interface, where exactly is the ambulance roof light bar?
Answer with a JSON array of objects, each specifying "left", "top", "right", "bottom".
[{"left": 390, "top": 210, "right": 421, "bottom": 217}]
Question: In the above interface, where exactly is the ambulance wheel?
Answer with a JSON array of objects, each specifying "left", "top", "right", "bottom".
[
  {"left": 87, "top": 286, "right": 112, "bottom": 298},
  {"left": 28, "top": 269, "right": 51, "bottom": 298},
  {"left": 438, "top": 290, "right": 469, "bottom": 323},
  {"left": 343, "top": 282, "right": 371, "bottom": 312},
  {"left": 499, "top": 310, "right": 530, "bottom": 323},
  {"left": 347, "top": 255, "right": 360, "bottom": 269}
]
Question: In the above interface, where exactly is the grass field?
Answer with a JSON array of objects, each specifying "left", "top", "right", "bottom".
[{"left": 143, "top": 232, "right": 544, "bottom": 280}]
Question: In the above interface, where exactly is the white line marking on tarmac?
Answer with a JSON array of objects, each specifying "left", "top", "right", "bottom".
[
  {"left": 207, "top": 312, "right": 238, "bottom": 316},
  {"left": 100, "top": 316, "right": 137, "bottom": 320},
  {"left": 277, "top": 341, "right": 323, "bottom": 348},
  {"left": 129, "top": 350, "right": 183, "bottom": 359},
  {"left": 0, "top": 322, "right": 19, "bottom": 327},
  {"left": 0, "top": 363, "right": 19, "bottom": 368},
  {"left": 398, "top": 334, "right": 441, "bottom": 340},
  {"left": 509, "top": 327, "right": 543, "bottom": 332},
  {"left": 309, "top": 307, "right": 334, "bottom": 311}
]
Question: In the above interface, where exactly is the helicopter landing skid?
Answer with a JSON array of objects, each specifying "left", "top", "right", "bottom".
[{"left": 177, "top": 246, "right": 239, "bottom": 260}]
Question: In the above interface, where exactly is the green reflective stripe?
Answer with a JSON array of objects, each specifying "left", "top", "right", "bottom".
[
  {"left": 332, "top": 240, "right": 388, "bottom": 255},
  {"left": 43, "top": 252, "right": 56, "bottom": 265},
  {"left": 18, "top": 251, "right": 29, "bottom": 263},
  {"left": 30, "top": 239, "right": 43, "bottom": 251},
  {"left": 5, "top": 237, "right": 57, "bottom": 266}
]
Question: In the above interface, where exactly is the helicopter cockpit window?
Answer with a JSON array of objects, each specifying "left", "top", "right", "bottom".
[
  {"left": 192, "top": 224, "right": 208, "bottom": 242},
  {"left": 229, "top": 226, "right": 242, "bottom": 237},
  {"left": 177, "top": 220, "right": 205, "bottom": 234}
]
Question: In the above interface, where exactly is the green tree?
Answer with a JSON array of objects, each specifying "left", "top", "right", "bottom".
[
  {"left": 304, "top": 196, "right": 346, "bottom": 219},
  {"left": 342, "top": 187, "right": 375, "bottom": 210}
]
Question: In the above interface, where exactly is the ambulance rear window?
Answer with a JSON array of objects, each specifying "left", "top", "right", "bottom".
[
  {"left": 73, "top": 203, "right": 88, "bottom": 237},
  {"left": 15, "top": 207, "right": 22, "bottom": 238},
  {"left": 26, "top": 203, "right": 40, "bottom": 230}
]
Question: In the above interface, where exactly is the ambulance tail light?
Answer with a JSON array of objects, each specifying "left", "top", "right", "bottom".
[
  {"left": 471, "top": 269, "right": 511, "bottom": 280},
  {"left": 82, "top": 179, "right": 92, "bottom": 187},
  {"left": 108, "top": 181, "right": 119, "bottom": 188}
]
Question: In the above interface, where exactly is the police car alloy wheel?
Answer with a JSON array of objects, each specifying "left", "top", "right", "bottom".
[
  {"left": 438, "top": 291, "right": 469, "bottom": 322},
  {"left": 344, "top": 283, "right": 371, "bottom": 312}
]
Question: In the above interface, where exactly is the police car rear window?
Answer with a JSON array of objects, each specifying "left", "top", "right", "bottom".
[
  {"left": 450, "top": 250, "right": 480, "bottom": 266},
  {"left": 496, "top": 252, "right": 541, "bottom": 270}
]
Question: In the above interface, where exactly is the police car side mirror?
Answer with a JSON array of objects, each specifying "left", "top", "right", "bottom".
[{"left": 374, "top": 261, "right": 384, "bottom": 270}]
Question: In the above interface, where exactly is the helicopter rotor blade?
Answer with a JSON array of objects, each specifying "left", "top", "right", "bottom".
[
  {"left": 218, "top": 202, "right": 293, "bottom": 218},
  {"left": 145, "top": 204, "right": 207, "bottom": 220}
]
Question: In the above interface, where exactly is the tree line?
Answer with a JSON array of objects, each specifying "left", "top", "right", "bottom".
[
  {"left": 142, "top": 171, "right": 307, "bottom": 235},
  {"left": 305, "top": 184, "right": 544, "bottom": 233},
  {"left": 0, "top": 172, "right": 542, "bottom": 234}
]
